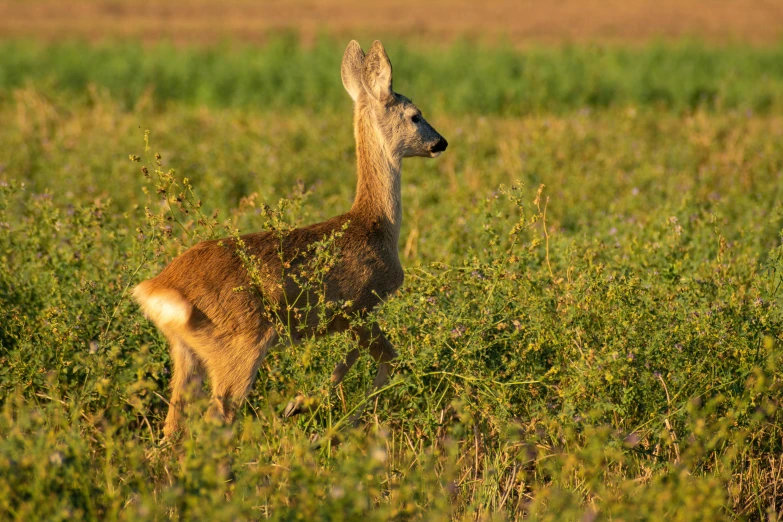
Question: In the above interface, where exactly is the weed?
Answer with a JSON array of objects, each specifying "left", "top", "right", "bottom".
[{"left": 2, "top": 44, "right": 783, "bottom": 519}]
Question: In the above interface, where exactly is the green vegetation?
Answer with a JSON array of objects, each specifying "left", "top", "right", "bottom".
[
  {"left": 2, "top": 38, "right": 783, "bottom": 115},
  {"left": 2, "top": 39, "right": 783, "bottom": 520}
]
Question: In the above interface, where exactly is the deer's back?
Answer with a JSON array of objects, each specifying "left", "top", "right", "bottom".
[{"left": 134, "top": 211, "right": 403, "bottom": 338}]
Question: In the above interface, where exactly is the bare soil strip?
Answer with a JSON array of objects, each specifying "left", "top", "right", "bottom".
[{"left": 0, "top": 0, "right": 781, "bottom": 45}]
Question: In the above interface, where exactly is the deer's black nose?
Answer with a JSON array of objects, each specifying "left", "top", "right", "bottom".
[{"left": 431, "top": 137, "right": 448, "bottom": 153}]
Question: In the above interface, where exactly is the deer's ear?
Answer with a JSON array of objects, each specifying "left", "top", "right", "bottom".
[
  {"left": 362, "top": 40, "right": 393, "bottom": 104},
  {"left": 341, "top": 40, "right": 365, "bottom": 102}
]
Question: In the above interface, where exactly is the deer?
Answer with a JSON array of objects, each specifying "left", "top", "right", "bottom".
[{"left": 133, "top": 40, "right": 448, "bottom": 439}]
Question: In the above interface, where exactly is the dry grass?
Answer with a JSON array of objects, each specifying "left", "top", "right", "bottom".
[{"left": 0, "top": 0, "right": 781, "bottom": 45}]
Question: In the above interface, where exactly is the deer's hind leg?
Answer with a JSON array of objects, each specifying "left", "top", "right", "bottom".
[
  {"left": 198, "top": 328, "right": 278, "bottom": 425},
  {"left": 163, "top": 335, "right": 205, "bottom": 440}
]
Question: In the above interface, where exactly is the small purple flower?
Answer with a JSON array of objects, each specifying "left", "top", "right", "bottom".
[
  {"left": 450, "top": 325, "right": 466, "bottom": 339},
  {"left": 624, "top": 432, "right": 641, "bottom": 447}
]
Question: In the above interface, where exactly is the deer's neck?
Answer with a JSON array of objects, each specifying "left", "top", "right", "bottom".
[{"left": 350, "top": 110, "right": 403, "bottom": 246}]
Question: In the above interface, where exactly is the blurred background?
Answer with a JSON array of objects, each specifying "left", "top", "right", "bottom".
[
  {"left": 2, "top": 0, "right": 782, "bottom": 45},
  {"left": 1, "top": 0, "right": 782, "bottom": 117}
]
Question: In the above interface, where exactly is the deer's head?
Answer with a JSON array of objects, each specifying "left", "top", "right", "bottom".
[{"left": 341, "top": 40, "right": 448, "bottom": 159}]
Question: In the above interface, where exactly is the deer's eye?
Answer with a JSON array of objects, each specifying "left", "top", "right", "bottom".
[{"left": 411, "top": 114, "right": 421, "bottom": 124}]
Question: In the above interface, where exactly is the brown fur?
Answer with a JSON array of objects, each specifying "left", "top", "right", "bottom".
[{"left": 133, "top": 40, "right": 447, "bottom": 438}]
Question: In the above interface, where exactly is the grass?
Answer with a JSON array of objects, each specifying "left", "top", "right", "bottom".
[
  {"left": 2, "top": 39, "right": 783, "bottom": 520},
  {"left": 2, "top": 38, "right": 783, "bottom": 115}
]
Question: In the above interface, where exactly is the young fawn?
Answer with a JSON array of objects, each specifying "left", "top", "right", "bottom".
[{"left": 133, "top": 40, "right": 448, "bottom": 438}]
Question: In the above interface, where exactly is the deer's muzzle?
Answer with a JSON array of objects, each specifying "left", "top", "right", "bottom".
[{"left": 430, "top": 137, "right": 448, "bottom": 155}]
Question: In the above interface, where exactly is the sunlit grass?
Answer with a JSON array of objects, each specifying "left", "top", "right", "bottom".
[
  {"left": 2, "top": 41, "right": 783, "bottom": 519},
  {"left": 2, "top": 38, "right": 783, "bottom": 115}
]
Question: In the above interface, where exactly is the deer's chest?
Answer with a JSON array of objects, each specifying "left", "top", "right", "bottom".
[{"left": 342, "top": 245, "right": 403, "bottom": 308}]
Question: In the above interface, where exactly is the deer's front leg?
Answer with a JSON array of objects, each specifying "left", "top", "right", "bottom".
[
  {"left": 348, "top": 322, "right": 397, "bottom": 423},
  {"left": 283, "top": 347, "right": 359, "bottom": 418},
  {"left": 283, "top": 323, "right": 396, "bottom": 420},
  {"left": 363, "top": 323, "right": 397, "bottom": 390},
  {"left": 330, "top": 348, "right": 360, "bottom": 385}
]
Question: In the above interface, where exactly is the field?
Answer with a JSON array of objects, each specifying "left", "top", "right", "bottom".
[
  {"left": 1, "top": 0, "right": 782, "bottom": 45},
  {"left": 2, "top": 35, "right": 783, "bottom": 520}
]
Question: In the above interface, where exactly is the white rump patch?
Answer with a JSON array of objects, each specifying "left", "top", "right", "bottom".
[{"left": 132, "top": 284, "right": 192, "bottom": 328}]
